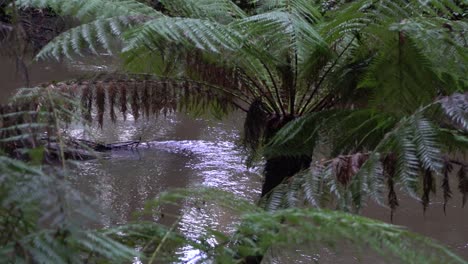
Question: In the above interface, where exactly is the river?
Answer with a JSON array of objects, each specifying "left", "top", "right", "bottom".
[{"left": 1, "top": 54, "right": 467, "bottom": 262}]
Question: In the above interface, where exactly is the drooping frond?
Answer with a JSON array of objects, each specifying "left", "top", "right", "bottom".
[
  {"left": 16, "top": 0, "right": 163, "bottom": 22},
  {"left": 148, "top": 188, "right": 466, "bottom": 264},
  {"left": 124, "top": 17, "right": 243, "bottom": 54},
  {"left": 232, "top": 10, "right": 327, "bottom": 62},
  {"left": 0, "top": 85, "right": 92, "bottom": 162},
  {"left": 243, "top": 99, "right": 269, "bottom": 152},
  {"left": 439, "top": 92, "right": 468, "bottom": 131},
  {"left": 16, "top": 0, "right": 164, "bottom": 60},
  {"left": 4, "top": 74, "right": 241, "bottom": 128},
  {"left": 237, "top": 208, "right": 466, "bottom": 264},
  {"left": 251, "top": 0, "right": 322, "bottom": 22},
  {"left": 359, "top": 33, "right": 440, "bottom": 115},
  {"left": 262, "top": 93, "right": 468, "bottom": 213},
  {"left": 36, "top": 16, "right": 148, "bottom": 60},
  {"left": 0, "top": 152, "right": 142, "bottom": 263},
  {"left": 159, "top": 0, "right": 247, "bottom": 22}
]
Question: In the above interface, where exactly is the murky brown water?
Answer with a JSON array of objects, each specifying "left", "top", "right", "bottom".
[
  {"left": 1, "top": 54, "right": 467, "bottom": 262},
  {"left": 0, "top": 53, "right": 118, "bottom": 103}
]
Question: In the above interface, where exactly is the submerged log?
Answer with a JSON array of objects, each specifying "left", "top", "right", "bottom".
[
  {"left": 45, "top": 143, "right": 98, "bottom": 161},
  {"left": 75, "top": 138, "right": 141, "bottom": 151},
  {"left": 43, "top": 138, "right": 142, "bottom": 161}
]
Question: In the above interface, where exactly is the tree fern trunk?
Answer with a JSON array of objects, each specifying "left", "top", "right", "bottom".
[
  {"left": 262, "top": 155, "right": 311, "bottom": 196},
  {"left": 242, "top": 255, "right": 264, "bottom": 264},
  {"left": 244, "top": 156, "right": 310, "bottom": 264},
  {"left": 242, "top": 101, "right": 313, "bottom": 262},
  {"left": 261, "top": 114, "right": 311, "bottom": 197}
]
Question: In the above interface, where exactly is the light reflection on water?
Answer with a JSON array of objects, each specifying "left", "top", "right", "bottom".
[
  {"left": 73, "top": 112, "right": 262, "bottom": 261},
  {"left": 73, "top": 112, "right": 468, "bottom": 262}
]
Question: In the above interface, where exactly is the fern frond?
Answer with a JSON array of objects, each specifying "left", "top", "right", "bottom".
[
  {"left": 439, "top": 92, "right": 468, "bottom": 131},
  {"left": 252, "top": 0, "right": 322, "bottom": 22},
  {"left": 392, "top": 126, "right": 421, "bottom": 197},
  {"left": 36, "top": 16, "right": 147, "bottom": 60},
  {"left": 16, "top": 0, "right": 163, "bottom": 22},
  {"left": 237, "top": 208, "right": 466, "bottom": 264},
  {"left": 359, "top": 33, "right": 440, "bottom": 115},
  {"left": 263, "top": 93, "right": 467, "bottom": 213},
  {"left": 4, "top": 76, "right": 243, "bottom": 129},
  {"left": 72, "top": 231, "right": 138, "bottom": 260},
  {"left": 389, "top": 18, "right": 468, "bottom": 92},
  {"left": 159, "top": 0, "right": 246, "bottom": 22},
  {"left": 149, "top": 188, "right": 261, "bottom": 214},
  {"left": 232, "top": 10, "right": 327, "bottom": 63},
  {"left": 264, "top": 110, "right": 340, "bottom": 158},
  {"left": 411, "top": 117, "right": 443, "bottom": 172},
  {"left": 142, "top": 188, "right": 466, "bottom": 263},
  {"left": 124, "top": 17, "right": 243, "bottom": 54}
]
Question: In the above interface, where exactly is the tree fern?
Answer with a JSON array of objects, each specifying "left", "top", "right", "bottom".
[
  {"left": 263, "top": 93, "right": 468, "bottom": 213},
  {"left": 2, "top": 2, "right": 467, "bottom": 263},
  {"left": 15, "top": 0, "right": 468, "bottom": 215},
  {"left": 20, "top": 0, "right": 465, "bottom": 122}
]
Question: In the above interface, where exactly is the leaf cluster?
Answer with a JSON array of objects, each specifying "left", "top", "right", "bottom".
[{"left": 264, "top": 93, "right": 468, "bottom": 216}]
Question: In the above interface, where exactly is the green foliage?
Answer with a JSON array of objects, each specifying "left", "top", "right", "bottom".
[
  {"left": 2, "top": 149, "right": 466, "bottom": 263},
  {"left": 359, "top": 34, "right": 439, "bottom": 115},
  {"left": 237, "top": 208, "right": 466, "bottom": 264},
  {"left": 124, "top": 17, "right": 243, "bottom": 54},
  {"left": 4, "top": 0, "right": 467, "bottom": 261},
  {"left": 15, "top": 0, "right": 163, "bottom": 60},
  {"left": 0, "top": 147, "right": 140, "bottom": 263},
  {"left": 159, "top": 0, "right": 247, "bottom": 22},
  {"left": 14, "top": 0, "right": 466, "bottom": 127},
  {"left": 36, "top": 16, "right": 140, "bottom": 59},
  {"left": 142, "top": 187, "right": 467, "bottom": 264},
  {"left": 0, "top": 88, "right": 466, "bottom": 263},
  {"left": 264, "top": 93, "right": 468, "bottom": 214},
  {"left": 16, "top": 0, "right": 162, "bottom": 21},
  {"left": 0, "top": 87, "right": 141, "bottom": 263},
  {"left": 3, "top": 120, "right": 464, "bottom": 263}
]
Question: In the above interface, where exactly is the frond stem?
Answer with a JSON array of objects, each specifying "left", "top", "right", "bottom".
[
  {"left": 236, "top": 67, "right": 281, "bottom": 114},
  {"left": 299, "top": 36, "right": 355, "bottom": 115},
  {"left": 291, "top": 51, "right": 298, "bottom": 116},
  {"left": 260, "top": 60, "right": 287, "bottom": 116},
  {"left": 148, "top": 215, "right": 181, "bottom": 264}
]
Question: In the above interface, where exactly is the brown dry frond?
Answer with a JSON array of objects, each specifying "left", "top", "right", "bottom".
[
  {"left": 458, "top": 165, "right": 468, "bottom": 208},
  {"left": 13, "top": 73, "right": 242, "bottom": 127},
  {"left": 442, "top": 159, "right": 453, "bottom": 215}
]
